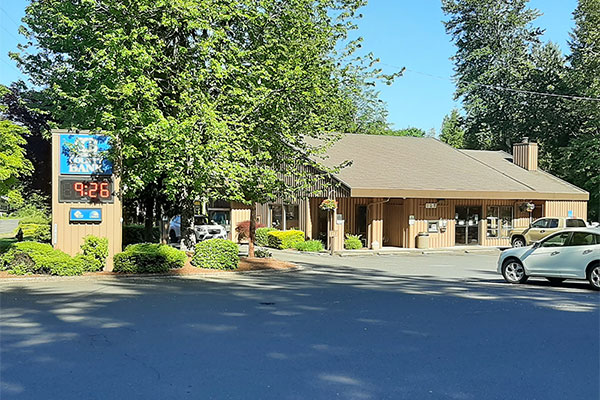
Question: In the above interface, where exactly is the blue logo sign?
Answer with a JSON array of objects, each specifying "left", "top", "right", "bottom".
[
  {"left": 69, "top": 208, "right": 102, "bottom": 222},
  {"left": 60, "top": 134, "right": 113, "bottom": 175},
  {"left": 568, "top": 210, "right": 573, "bottom": 218}
]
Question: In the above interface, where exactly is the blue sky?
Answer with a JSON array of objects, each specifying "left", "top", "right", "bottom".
[{"left": 0, "top": 0, "right": 578, "bottom": 134}]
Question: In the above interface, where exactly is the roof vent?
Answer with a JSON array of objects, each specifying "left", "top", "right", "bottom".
[{"left": 512, "top": 139, "right": 538, "bottom": 171}]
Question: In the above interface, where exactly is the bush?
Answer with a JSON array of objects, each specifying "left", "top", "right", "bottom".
[
  {"left": 31, "top": 224, "right": 51, "bottom": 243},
  {"left": 15, "top": 222, "right": 50, "bottom": 239},
  {"left": 267, "top": 229, "right": 305, "bottom": 249},
  {"left": 113, "top": 243, "right": 186, "bottom": 274},
  {"left": 235, "top": 220, "right": 265, "bottom": 241},
  {"left": 344, "top": 234, "right": 362, "bottom": 250},
  {"left": 192, "top": 239, "right": 239, "bottom": 270},
  {"left": 79, "top": 235, "right": 108, "bottom": 271},
  {"left": 123, "top": 224, "right": 160, "bottom": 247},
  {"left": 0, "top": 242, "right": 85, "bottom": 276},
  {"left": 294, "top": 240, "right": 324, "bottom": 252},
  {"left": 254, "top": 248, "right": 272, "bottom": 258},
  {"left": 255, "top": 227, "right": 277, "bottom": 247}
]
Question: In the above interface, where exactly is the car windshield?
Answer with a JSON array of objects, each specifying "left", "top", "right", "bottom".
[{"left": 194, "top": 216, "right": 209, "bottom": 225}]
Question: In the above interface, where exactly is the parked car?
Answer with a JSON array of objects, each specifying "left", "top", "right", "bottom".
[
  {"left": 498, "top": 228, "right": 600, "bottom": 290},
  {"left": 509, "top": 217, "right": 587, "bottom": 247},
  {"left": 169, "top": 215, "right": 227, "bottom": 243}
]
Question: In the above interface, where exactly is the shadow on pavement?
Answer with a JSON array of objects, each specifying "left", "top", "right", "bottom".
[{"left": 1, "top": 261, "right": 598, "bottom": 400}]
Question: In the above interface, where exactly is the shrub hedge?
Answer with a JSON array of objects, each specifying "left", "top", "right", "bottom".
[
  {"left": 255, "top": 227, "right": 277, "bottom": 247},
  {"left": 0, "top": 242, "right": 85, "bottom": 276},
  {"left": 113, "top": 243, "right": 186, "bottom": 274},
  {"left": 122, "top": 224, "right": 160, "bottom": 246},
  {"left": 267, "top": 229, "right": 305, "bottom": 249},
  {"left": 31, "top": 224, "right": 51, "bottom": 243},
  {"left": 294, "top": 240, "right": 324, "bottom": 252},
  {"left": 192, "top": 239, "right": 239, "bottom": 270},
  {"left": 79, "top": 235, "right": 109, "bottom": 272},
  {"left": 344, "top": 234, "right": 362, "bottom": 250}
]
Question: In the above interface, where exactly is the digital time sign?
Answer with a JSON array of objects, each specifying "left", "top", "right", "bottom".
[{"left": 59, "top": 177, "right": 114, "bottom": 203}]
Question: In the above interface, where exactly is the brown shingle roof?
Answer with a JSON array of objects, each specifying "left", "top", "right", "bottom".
[{"left": 317, "top": 134, "right": 588, "bottom": 200}]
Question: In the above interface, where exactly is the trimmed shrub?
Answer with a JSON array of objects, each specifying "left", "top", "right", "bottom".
[
  {"left": 122, "top": 224, "right": 160, "bottom": 247},
  {"left": 0, "top": 242, "right": 85, "bottom": 276},
  {"left": 79, "top": 235, "right": 108, "bottom": 271},
  {"left": 235, "top": 220, "right": 265, "bottom": 242},
  {"left": 192, "top": 239, "right": 239, "bottom": 270},
  {"left": 15, "top": 222, "right": 49, "bottom": 239},
  {"left": 267, "top": 229, "right": 305, "bottom": 249},
  {"left": 255, "top": 227, "right": 277, "bottom": 247},
  {"left": 294, "top": 240, "right": 324, "bottom": 252},
  {"left": 254, "top": 248, "right": 272, "bottom": 258},
  {"left": 31, "top": 224, "right": 51, "bottom": 243},
  {"left": 113, "top": 243, "right": 186, "bottom": 274},
  {"left": 344, "top": 234, "right": 362, "bottom": 250}
]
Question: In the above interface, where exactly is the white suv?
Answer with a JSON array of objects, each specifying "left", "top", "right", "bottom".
[{"left": 169, "top": 215, "right": 227, "bottom": 243}]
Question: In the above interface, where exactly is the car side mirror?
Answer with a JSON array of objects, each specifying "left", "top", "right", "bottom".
[{"left": 532, "top": 241, "right": 541, "bottom": 249}]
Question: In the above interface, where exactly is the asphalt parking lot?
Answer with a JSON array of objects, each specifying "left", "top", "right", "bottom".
[{"left": 1, "top": 253, "right": 598, "bottom": 400}]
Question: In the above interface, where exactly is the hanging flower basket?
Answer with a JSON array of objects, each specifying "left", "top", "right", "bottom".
[
  {"left": 519, "top": 202, "right": 535, "bottom": 212},
  {"left": 319, "top": 199, "right": 338, "bottom": 211}
]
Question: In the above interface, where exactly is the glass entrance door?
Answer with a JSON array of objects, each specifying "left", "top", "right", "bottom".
[{"left": 455, "top": 206, "right": 482, "bottom": 245}]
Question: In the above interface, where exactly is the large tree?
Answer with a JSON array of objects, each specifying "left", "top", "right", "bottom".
[
  {"left": 14, "top": 0, "right": 388, "bottom": 250},
  {"left": 0, "top": 87, "right": 33, "bottom": 206},
  {"left": 0, "top": 82, "right": 52, "bottom": 197},
  {"left": 558, "top": 0, "right": 600, "bottom": 220},
  {"left": 442, "top": 0, "right": 544, "bottom": 150}
]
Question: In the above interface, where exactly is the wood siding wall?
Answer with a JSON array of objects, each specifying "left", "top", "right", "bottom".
[
  {"left": 544, "top": 200, "right": 587, "bottom": 219},
  {"left": 259, "top": 197, "right": 588, "bottom": 249},
  {"left": 230, "top": 202, "right": 252, "bottom": 242},
  {"left": 51, "top": 133, "right": 122, "bottom": 270}
]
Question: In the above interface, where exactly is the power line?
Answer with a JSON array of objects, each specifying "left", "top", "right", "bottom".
[
  {"left": 0, "top": 57, "right": 23, "bottom": 76},
  {"left": 379, "top": 62, "right": 600, "bottom": 103},
  {"left": 0, "top": 7, "right": 22, "bottom": 29},
  {"left": 0, "top": 24, "right": 20, "bottom": 43}
]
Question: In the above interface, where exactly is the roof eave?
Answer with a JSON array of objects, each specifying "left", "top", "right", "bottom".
[{"left": 349, "top": 188, "right": 589, "bottom": 201}]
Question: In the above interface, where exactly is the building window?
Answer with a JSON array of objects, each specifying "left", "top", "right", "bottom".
[
  {"left": 285, "top": 204, "right": 299, "bottom": 230},
  {"left": 270, "top": 204, "right": 283, "bottom": 229},
  {"left": 487, "top": 206, "right": 513, "bottom": 238},
  {"left": 427, "top": 220, "right": 439, "bottom": 233}
]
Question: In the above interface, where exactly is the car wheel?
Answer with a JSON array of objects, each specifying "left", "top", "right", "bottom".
[
  {"left": 502, "top": 259, "right": 528, "bottom": 284},
  {"left": 511, "top": 237, "right": 526, "bottom": 247},
  {"left": 169, "top": 230, "right": 178, "bottom": 243},
  {"left": 546, "top": 277, "right": 565, "bottom": 285},
  {"left": 587, "top": 263, "right": 600, "bottom": 291}
]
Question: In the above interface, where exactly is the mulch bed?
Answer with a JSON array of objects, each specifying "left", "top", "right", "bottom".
[{"left": 0, "top": 257, "right": 296, "bottom": 279}]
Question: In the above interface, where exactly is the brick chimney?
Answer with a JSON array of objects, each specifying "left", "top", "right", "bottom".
[{"left": 512, "top": 137, "right": 538, "bottom": 171}]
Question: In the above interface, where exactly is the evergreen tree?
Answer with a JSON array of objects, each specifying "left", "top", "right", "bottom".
[
  {"left": 440, "top": 109, "right": 465, "bottom": 148},
  {"left": 559, "top": 0, "right": 600, "bottom": 220},
  {"left": 442, "top": 0, "right": 544, "bottom": 150}
]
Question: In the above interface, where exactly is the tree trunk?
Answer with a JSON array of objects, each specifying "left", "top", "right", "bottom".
[
  {"left": 156, "top": 202, "right": 167, "bottom": 244},
  {"left": 248, "top": 205, "right": 256, "bottom": 258},
  {"left": 144, "top": 195, "right": 154, "bottom": 242},
  {"left": 180, "top": 197, "right": 196, "bottom": 252}
]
